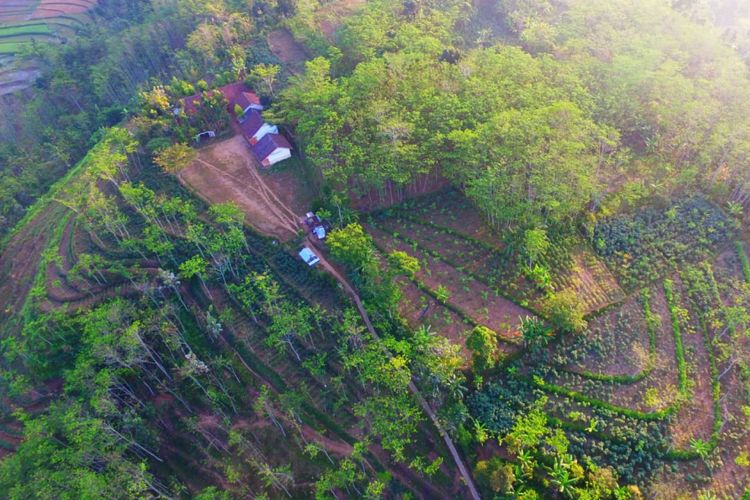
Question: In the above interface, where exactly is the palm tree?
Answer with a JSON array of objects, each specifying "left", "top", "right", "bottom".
[{"left": 547, "top": 457, "right": 579, "bottom": 498}]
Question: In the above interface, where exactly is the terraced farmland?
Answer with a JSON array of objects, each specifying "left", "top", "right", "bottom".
[
  {"left": 367, "top": 189, "right": 750, "bottom": 496},
  {"left": 0, "top": 0, "right": 94, "bottom": 93}
]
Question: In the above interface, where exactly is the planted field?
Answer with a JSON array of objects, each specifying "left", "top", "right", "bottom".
[
  {"left": 447, "top": 190, "right": 750, "bottom": 495},
  {"left": 366, "top": 223, "right": 531, "bottom": 343},
  {"left": 0, "top": 0, "right": 93, "bottom": 91},
  {"left": 593, "top": 198, "right": 734, "bottom": 290},
  {"left": 372, "top": 191, "right": 623, "bottom": 314},
  {"left": 553, "top": 288, "right": 663, "bottom": 383},
  {"left": 486, "top": 252, "right": 750, "bottom": 496}
]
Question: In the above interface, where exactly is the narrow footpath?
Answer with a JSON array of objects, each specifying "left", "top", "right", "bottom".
[
  {"left": 217, "top": 151, "right": 482, "bottom": 498},
  {"left": 310, "top": 236, "right": 481, "bottom": 500}
]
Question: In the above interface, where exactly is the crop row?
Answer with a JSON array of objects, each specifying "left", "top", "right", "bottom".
[
  {"left": 368, "top": 229, "right": 521, "bottom": 348},
  {"left": 593, "top": 198, "right": 733, "bottom": 290},
  {"left": 389, "top": 212, "right": 622, "bottom": 312},
  {"left": 558, "top": 288, "right": 658, "bottom": 384},
  {"left": 368, "top": 219, "right": 542, "bottom": 315}
]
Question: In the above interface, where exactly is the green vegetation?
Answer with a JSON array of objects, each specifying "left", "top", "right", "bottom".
[
  {"left": 737, "top": 241, "right": 750, "bottom": 283},
  {"left": 3, "top": 0, "right": 750, "bottom": 497}
]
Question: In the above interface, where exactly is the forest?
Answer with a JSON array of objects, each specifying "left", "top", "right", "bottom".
[{"left": 1, "top": 0, "right": 750, "bottom": 498}]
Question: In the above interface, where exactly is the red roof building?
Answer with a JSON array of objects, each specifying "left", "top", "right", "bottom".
[
  {"left": 239, "top": 109, "right": 279, "bottom": 145},
  {"left": 179, "top": 82, "right": 260, "bottom": 116}
]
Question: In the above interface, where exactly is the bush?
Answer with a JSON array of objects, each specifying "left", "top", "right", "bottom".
[
  {"left": 736, "top": 241, "right": 750, "bottom": 283},
  {"left": 544, "top": 290, "right": 587, "bottom": 333}
]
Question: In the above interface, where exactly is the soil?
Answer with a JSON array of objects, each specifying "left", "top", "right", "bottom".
[
  {"left": 400, "top": 189, "right": 501, "bottom": 248},
  {"left": 559, "top": 290, "right": 657, "bottom": 378},
  {"left": 397, "top": 276, "right": 473, "bottom": 363},
  {"left": 366, "top": 223, "right": 531, "bottom": 341},
  {"left": 178, "top": 135, "right": 303, "bottom": 242},
  {"left": 565, "top": 251, "right": 625, "bottom": 313},
  {"left": 0, "top": 202, "right": 64, "bottom": 335},
  {"left": 267, "top": 29, "right": 308, "bottom": 74},
  {"left": 667, "top": 277, "right": 716, "bottom": 447},
  {"left": 0, "top": 0, "right": 35, "bottom": 21}
]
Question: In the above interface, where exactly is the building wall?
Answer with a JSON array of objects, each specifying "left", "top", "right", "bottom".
[{"left": 267, "top": 148, "right": 292, "bottom": 166}]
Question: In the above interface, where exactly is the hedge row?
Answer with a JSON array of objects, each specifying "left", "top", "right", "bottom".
[
  {"left": 736, "top": 241, "right": 750, "bottom": 283},
  {"left": 531, "top": 375, "right": 677, "bottom": 421},
  {"left": 663, "top": 279, "right": 688, "bottom": 392}
]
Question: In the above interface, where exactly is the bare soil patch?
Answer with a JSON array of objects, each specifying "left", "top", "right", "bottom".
[
  {"left": 178, "top": 135, "right": 302, "bottom": 242},
  {"left": 267, "top": 29, "right": 308, "bottom": 74}
]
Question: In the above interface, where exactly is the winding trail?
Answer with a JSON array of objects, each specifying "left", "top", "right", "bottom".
[
  {"left": 190, "top": 134, "right": 481, "bottom": 498},
  {"left": 310, "top": 241, "right": 481, "bottom": 499}
]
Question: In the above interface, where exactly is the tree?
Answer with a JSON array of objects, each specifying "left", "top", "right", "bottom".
[
  {"left": 544, "top": 290, "right": 587, "bottom": 333},
  {"left": 387, "top": 250, "right": 420, "bottom": 278},
  {"left": 247, "top": 63, "right": 281, "bottom": 97},
  {"left": 520, "top": 316, "right": 551, "bottom": 349},
  {"left": 466, "top": 326, "right": 498, "bottom": 372},
  {"left": 179, "top": 255, "right": 212, "bottom": 298},
  {"left": 327, "top": 223, "right": 376, "bottom": 273},
  {"left": 523, "top": 228, "right": 550, "bottom": 265},
  {"left": 153, "top": 143, "right": 197, "bottom": 173}
]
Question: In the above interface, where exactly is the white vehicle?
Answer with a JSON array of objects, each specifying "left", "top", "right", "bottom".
[{"left": 298, "top": 246, "right": 320, "bottom": 267}]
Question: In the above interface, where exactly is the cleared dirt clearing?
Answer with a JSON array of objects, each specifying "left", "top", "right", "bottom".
[{"left": 178, "top": 135, "right": 301, "bottom": 241}]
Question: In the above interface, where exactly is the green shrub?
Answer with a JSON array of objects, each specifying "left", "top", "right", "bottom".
[{"left": 736, "top": 241, "right": 750, "bottom": 283}]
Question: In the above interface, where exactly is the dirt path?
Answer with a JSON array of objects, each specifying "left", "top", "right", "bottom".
[{"left": 308, "top": 236, "right": 481, "bottom": 500}]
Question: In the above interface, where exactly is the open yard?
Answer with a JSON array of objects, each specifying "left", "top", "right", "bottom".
[{"left": 177, "top": 135, "right": 313, "bottom": 242}]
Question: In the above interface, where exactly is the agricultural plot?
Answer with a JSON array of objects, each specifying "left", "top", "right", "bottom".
[
  {"left": 0, "top": 0, "right": 93, "bottom": 92},
  {"left": 478, "top": 253, "right": 750, "bottom": 497},
  {"left": 551, "top": 287, "right": 668, "bottom": 384},
  {"left": 366, "top": 223, "right": 530, "bottom": 344},
  {"left": 371, "top": 190, "right": 624, "bottom": 314},
  {"left": 593, "top": 198, "right": 734, "bottom": 290},
  {"left": 413, "top": 189, "right": 750, "bottom": 494}
]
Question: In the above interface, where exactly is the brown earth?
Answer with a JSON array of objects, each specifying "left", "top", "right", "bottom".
[
  {"left": 366, "top": 223, "right": 531, "bottom": 341},
  {"left": 31, "top": 0, "right": 95, "bottom": 17},
  {"left": 267, "top": 29, "right": 308, "bottom": 74},
  {"left": 0, "top": 202, "right": 65, "bottom": 335},
  {"left": 668, "top": 277, "right": 717, "bottom": 447},
  {"left": 550, "top": 285, "right": 684, "bottom": 412},
  {"left": 178, "top": 135, "right": 304, "bottom": 242}
]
